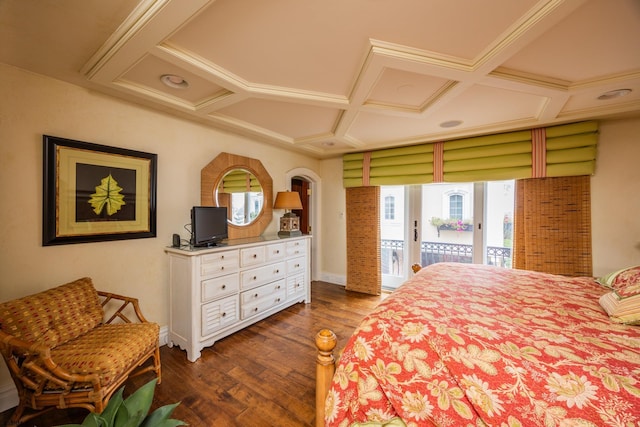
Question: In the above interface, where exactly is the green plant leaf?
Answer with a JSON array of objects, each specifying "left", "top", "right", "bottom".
[
  {"left": 56, "top": 379, "right": 185, "bottom": 427},
  {"left": 140, "top": 403, "right": 187, "bottom": 427},
  {"left": 100, "top": 387, "right": 125, "bottom": 426},
  {"left": 88, "top": 173, "right": 126, "bottom": 216},
  {"left": 57, "top": 412, "right": 104, "bottom": 427},
  {"left": 118, "top": 379, "right": 158, "bottom": 427}
]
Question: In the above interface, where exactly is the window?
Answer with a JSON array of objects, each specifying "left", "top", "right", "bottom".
[
  {"left": 381, "top": 181, "right": 514, "bottom": 289},
  {"left": 449, "top": 194, "right": 463, "bottom": 220},
  {"left": 384, "top": 195, "right": 395, "bottom": 220}
]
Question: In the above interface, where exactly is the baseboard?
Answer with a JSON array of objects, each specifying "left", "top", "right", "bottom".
[
  {"left": 0, "top": 382, "right": 18, "bottom": 414},
  {"left": 318, "top": 273, "right": 346, "bottom": 286},
  {"left": 0, "top": 325, "right": 171, "bottom": 414},
  {"left": 159, "top": 325, "right": 169, "bottom": 346}
]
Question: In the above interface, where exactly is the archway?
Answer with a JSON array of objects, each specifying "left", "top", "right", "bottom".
[{"left": 284, "top": 168, "right": 321, "bottom": 282}]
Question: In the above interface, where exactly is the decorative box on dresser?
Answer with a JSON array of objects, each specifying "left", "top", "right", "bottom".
[{"left": 165, "top": 235, "right": 311, "bottom": 362}]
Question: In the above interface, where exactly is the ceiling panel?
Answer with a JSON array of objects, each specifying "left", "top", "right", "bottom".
[
  {"left": 1, "top": 0, "right": 639, "bottom": 158},
  {"left": 120, "top": 54, "right": 229, "bottom": 104},
  {"left": 214, "top": 98, "right": 341, "bottom": 140}
]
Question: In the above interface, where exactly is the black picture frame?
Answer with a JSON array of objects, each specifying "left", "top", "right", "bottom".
[{"left": 43, "top": 135, "right": 157, "bottom": 245}]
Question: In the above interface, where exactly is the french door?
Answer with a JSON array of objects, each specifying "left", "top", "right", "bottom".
[{"left": 381, "top": 181, "right": 514, "bottom": 289}]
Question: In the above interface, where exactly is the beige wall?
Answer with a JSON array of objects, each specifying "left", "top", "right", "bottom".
[
  {"left": 318, "top": 116, "right": 640, "bottom": 281},
  {"left": 0, "top": 63, "right": 321, "bottom": 404},
  {"left": 318, "top": 157, "right": 347, "bottom": 284},
  {"left": 591, "top": 117, "right": 640, "bottom": 276},
  {"left": 1, "top": 61, "right": 639, "bottom": 409}
]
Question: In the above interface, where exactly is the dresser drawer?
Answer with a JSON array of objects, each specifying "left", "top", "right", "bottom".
[
  {"left": 265, "top": 242, "right": 286, "bottom": 261},
  {"left": 241, "top": 246, "right": 265, "bottom": 267},
  {"left": 201, "top": 250, "right": 239, "bottom": 278},
  {"left": 201, "top": 294, "right": 238, "bottom": 337},
  {"left": 286, "top": 256, "right": 305, "bottom": 276},
  {"left": 201, "top": 273, "right": 239, "bottom": 303},
  {"left": 287, "top": 274, "right": 305, "bottom": 299},
  {"left": 286, "top": 239, "right": 306, "bottom": 257},
  {"left": 240, "top": 261, "right": 286, "bottom": 289},
  {"left": 240, "top": 282, "right": 287, "bottom": 319},
  {"left": 240, "top": 279, "right": 285, "bottom": 304}
]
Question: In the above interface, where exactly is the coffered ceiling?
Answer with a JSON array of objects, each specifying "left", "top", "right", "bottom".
[{"left": 1, "top": 0, "right": 639, "bottom": 157}]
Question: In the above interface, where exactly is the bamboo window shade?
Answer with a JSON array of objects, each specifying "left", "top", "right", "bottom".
[
  {"left": 219, "top": 170, "right": 262, "bottom": 193},
  {"left": 343, "top": 121, "right": 598, "bottom": 187},
  {"left": 513, "top": 176, "right": 593, "bottom": 277},
  {"left": 346, "top": 186, "right": 381, "bottom": 295},
  {"left": 342, "top": 121, "right": 598, "bottom": 282}
]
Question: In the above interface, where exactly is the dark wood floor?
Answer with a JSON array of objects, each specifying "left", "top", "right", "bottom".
[{"left": 0, "top": 281, "right": 386, "bottom": 427}]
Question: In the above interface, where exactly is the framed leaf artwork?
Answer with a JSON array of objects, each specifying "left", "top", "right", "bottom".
[{"left": 43, "top": 135, "right": 157, "bottom": 245}]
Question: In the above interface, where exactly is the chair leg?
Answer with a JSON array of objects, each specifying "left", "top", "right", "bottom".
[
  {"left": 154, "top": 346, "right": 162, "bottom": 384},
  {"left": 7, "top": 404, "right": 24, "bottom": 426}
]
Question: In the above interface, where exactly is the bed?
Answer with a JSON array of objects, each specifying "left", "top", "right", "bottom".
[{"left": 315, "top": 262, "right": 640, "bottom": 427}]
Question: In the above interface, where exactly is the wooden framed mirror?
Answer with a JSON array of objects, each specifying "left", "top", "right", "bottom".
[{"left": 201, "top": 152, "right": 273, "bottom": 239}]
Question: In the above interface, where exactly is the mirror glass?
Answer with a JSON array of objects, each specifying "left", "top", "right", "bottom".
[{"left": 215, "top": 169, "right": 264, "bottom": 226}]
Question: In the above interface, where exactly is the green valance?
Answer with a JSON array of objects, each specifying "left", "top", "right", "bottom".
[
  {"left": 219, "top": 170, "right": 262, "bottom": 193},
  {"left": 343, "top": 121, "right": 598, "bottom": 187}
]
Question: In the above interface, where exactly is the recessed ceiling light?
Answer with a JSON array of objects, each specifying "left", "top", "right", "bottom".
[
  {"left": 597, "top": 89, "right": 631, "bottom": 100},
  {"left": 440, "top": 120, "right": 463, "bottom": 128},
  {"left": 160, "top": 74, "right": 189, "bottom": 89}
]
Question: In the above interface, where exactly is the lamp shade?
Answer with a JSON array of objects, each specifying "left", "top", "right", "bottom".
[{"left": 273, "top": 191, "right": 302, "bottom": 210}]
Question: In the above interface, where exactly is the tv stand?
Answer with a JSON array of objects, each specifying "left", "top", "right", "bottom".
[{"left": 165, "top": 235, "right": 311, "bottom": 362}]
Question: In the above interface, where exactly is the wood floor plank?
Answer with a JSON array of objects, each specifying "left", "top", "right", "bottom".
[{"left": 0, "top": 281, "right": 384, "bottom": 426}]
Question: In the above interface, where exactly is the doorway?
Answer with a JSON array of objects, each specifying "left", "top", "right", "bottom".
[
  {"left": 285, "top": 168, "right": 321, "bottom": 282},
  {"left": 380, "top": 181, "right": 514, "bottom": 289},
  {"left": 291, "top": 178, "right": 310, "bottom": 234}
]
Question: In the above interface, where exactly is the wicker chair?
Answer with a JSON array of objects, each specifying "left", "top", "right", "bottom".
[{"left": 0, "top": 277, "right": 161, "bottom": 426}]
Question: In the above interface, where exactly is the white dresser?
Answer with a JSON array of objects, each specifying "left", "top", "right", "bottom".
[{"left": 165, "top": 235, "right": 311, "bottom": 362}]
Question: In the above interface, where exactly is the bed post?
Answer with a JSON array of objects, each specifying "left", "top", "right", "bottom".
[{"left": 315, "top": 329, "right": 337, "bottom": 427}]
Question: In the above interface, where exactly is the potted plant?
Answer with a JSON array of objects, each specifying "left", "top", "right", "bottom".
[
  {"left": 430, "top": 217, "right": 473, "bottom": 236},
  {"left": 59, "top": 379, "right": 186, "bottom": 427}
]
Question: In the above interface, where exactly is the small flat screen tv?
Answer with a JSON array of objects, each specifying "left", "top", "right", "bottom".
[{"left": 191, "top": 206, "right": 228, "bottom": 247}]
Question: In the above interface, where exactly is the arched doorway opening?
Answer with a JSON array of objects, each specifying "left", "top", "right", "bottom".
[{"left": 284, "top": 168, "right": 321, "bottom": 282}]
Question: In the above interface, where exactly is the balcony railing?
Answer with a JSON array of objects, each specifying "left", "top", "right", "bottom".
[{"left": 381, "top": 239, "right": 512, "bottom": 277}]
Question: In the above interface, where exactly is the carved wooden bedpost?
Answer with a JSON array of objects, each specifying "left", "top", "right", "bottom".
[{"left": 316, "top": 329, "right": 337, "bottom": 427}]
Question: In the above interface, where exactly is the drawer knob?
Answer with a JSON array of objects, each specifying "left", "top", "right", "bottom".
[
  {"left": 275, "top": 269, "right": 280, "bottom": 274},
  {"left": 254, "top": 307, "right": 259, "bottom": 312},
  {"left": 222, "top": 312, "right": 226, "bottom": 317},
  {"left": 253, "top": 276, "right": 257, "bottom": 280},
  {"left": 295, "top": 264, "right": 300, "bottom": 268},
  {"left": 276, "top": 250, "right": 280, "bottom": 254},
  {"left": 255, "top": 293, "right": 259, "bottom": 298},
  {"left": 253, "top": 254, "right": 257, "bottom": 258},
  {"left": 276, "top": 285, "right": 281, "bottom": 289},
  {"left": 221, "top": 266, "right": 225, "bottom": 270},
  {"left": 222, "top": 284, "right": 226, "bottom": 289},
  {"left": 276, "top": 298, "right": 281, "bottom": 303},
  {"left": 221, "top": 255, "right": 224, "bottom": 259}
]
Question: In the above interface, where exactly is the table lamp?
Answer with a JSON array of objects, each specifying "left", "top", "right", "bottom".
[{"left": 273, "top": 191, "right": 303, "bottom": 237}]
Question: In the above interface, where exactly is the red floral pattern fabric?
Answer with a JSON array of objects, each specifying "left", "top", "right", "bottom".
[{"left": 325, "top": 263, "right": 640, "bottom": 427}]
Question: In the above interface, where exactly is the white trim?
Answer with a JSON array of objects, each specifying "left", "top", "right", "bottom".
[
  {"left": 319, "top": 273, "right": 346, "bottom": 286},
  {"left": 159, "top": 324, "right": 170, "bottom": 346},
  {"left": 0, "top": 382, "right": 18, "bottom": 414},
  {"left": 285, "top": 168, "right": 321, "bottom": 282}
]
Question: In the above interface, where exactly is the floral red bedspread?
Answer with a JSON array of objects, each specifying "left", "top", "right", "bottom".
[{"left": 325, "top": 263, "right": 640, "bottom": 427}]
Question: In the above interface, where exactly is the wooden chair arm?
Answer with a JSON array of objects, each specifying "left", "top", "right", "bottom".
[
  {"left": 0, "top": 330, "right": 100, "bottom": 392},
  {"left": 315, "top": 329, "right": 337, "bottom": 427},
  {"left": 98, "top": 290, "right": 149, "bottom": 324}
]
